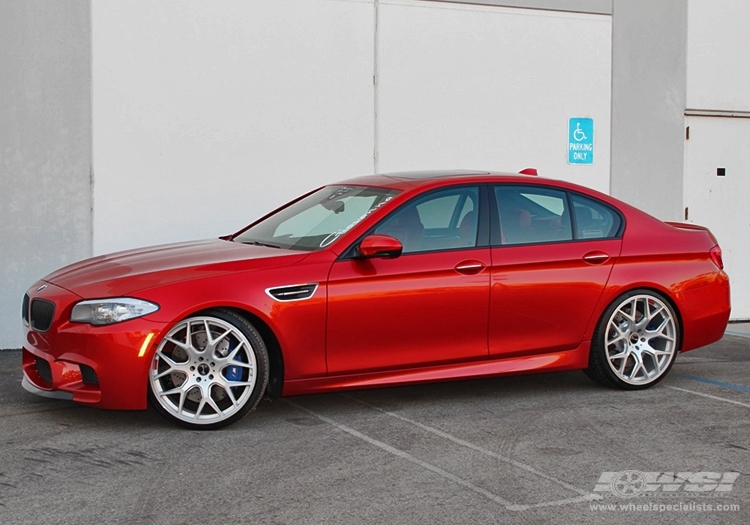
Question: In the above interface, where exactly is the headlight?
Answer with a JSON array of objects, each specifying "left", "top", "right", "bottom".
[{"left": 70, "top": 298, "right": 159, "bottom": 325}]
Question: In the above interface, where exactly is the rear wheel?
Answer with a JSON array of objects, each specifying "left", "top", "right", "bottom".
[
  {"left": 148, "top": 309, "right": 269, "bottom": 429},
  {"left": 585, "top": 290, "right": 679, "bottom": 390}
]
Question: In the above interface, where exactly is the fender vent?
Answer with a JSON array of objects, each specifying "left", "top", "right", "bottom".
[{"left": 266, "top": 283, "right": 318, "bottom": 302}]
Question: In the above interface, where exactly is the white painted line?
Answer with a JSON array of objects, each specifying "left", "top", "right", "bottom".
[
  {"left": 724, "top": 330, "right": 750, "bottom": 338},
  {"left": 512, "top": 494, "right": 602, "bottom": 511},
  {"left": 283, "top": 399, "right": 516, "bottom": 508},
  {"left": 346, "top": 394, "right": 595, "bottom": 498},
  {"left": 290, "top": 396, "right": 603, "bottom": 510},
  {"left": 667, "top": 386, "right": 750, "bottom": 408}
]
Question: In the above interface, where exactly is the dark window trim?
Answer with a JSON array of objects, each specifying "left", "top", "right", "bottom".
[
  {"left": 565, "top": 191, "right": 578, "bottom": 241},
  {"left": 569, "top": 191, "right": 626, "bottom": 240}
]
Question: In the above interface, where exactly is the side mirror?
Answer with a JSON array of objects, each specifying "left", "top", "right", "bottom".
[{"left": 359, "top": 235, "right": 403, "bottom": 259}]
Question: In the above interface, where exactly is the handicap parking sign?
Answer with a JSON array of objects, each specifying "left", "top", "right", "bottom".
[{"left": 568, "top": 118, "right": 594, "bottom": 165}]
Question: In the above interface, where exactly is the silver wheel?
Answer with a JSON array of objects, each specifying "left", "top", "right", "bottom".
[
  {"left": 149, "top": 313, "right": 265, "bottom": 427},
  {"left": 603, "top": 294, "right": 677, "bottom": 386}
]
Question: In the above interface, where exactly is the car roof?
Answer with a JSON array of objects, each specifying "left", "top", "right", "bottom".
[
  {"left": 335, "top": 169, "right": 547, "bottom": 191},
  {"left": 381, "top": 169, "right": 492, "bottom": 180},
  {"left": 331, "top": 169, "right": 643, "bottom": 216}
]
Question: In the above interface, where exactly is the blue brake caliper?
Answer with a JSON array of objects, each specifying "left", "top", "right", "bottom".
[{"left": 223, "top": 340, "right": 246, "bottom": 394}]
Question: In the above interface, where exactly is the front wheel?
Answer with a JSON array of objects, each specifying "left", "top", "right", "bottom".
[
  {"left": 585, "top": 290, "right": 680, "bottom": 390},
  {"left": 148, "top": 309, "right": 269, "bottom": 429}
]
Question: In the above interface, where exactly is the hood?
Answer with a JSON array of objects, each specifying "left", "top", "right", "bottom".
[{"left": 44, "top": 239, "right": 309, "bottom": 298}]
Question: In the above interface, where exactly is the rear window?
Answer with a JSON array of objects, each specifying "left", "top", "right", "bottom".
[
  {"left": 494, "top": 185, "right": 623, "bottom": 245},
  {"left": 570, "top": 193, "right": 622, "bottom": 239}
]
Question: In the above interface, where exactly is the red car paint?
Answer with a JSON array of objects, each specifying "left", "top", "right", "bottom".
[{"left": 21, "top": 171, "right": 731, "bottom": 411}]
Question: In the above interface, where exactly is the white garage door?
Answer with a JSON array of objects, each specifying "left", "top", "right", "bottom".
[
  {"left": 377, "top": 0, "right": 612, "bottom": 193},
  {"left": 92, "top": 0, "right": 376, "bottom": 255},
  {"left": 684, "top": 116, "right": 750, "bottom": 320},
  {"left": 92, "top": 0, "right": 612, "bottom": 256}
]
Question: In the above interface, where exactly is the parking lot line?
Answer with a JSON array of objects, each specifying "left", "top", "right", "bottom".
[
  {"left": 283, "top": 399, "right": 516, "bottom": 508},
  {"left": 724, "top": 330, "right": 750, "bottom": 338},
  {"left": 344, "top": 394, "right": 594, "bottom": 498},
  {"left": 671, "top": 373, "right": 750, "bottom": 393},
  {"left": 666, "top": 386, "right": 750, "bottom": 408},
  {"left": 286, "top": 396, "right": 604, "bottom": 512}
]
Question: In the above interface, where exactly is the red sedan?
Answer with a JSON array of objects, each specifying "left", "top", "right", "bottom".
[{"left": 21, "top": 170, "right": 731, "bottom": 429}]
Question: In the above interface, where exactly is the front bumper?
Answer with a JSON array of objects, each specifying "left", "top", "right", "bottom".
[
  {"left": 22, "top": 281, "right": 168, "bottom": 410},
  {"left": 21, "top": 376, "right": 73, "bottom": 400}
]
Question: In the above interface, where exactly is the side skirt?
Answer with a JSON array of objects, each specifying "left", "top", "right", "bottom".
[{"left": 281, "top": 342, "right": 591, "bottom": 396}]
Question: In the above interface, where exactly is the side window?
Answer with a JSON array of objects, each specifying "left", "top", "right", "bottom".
[
  {"left": 571, "top": 194, "right": 622, "bottom": 239},
  {"left": 374, "top": 187, "right": 479, "bottom": 254},
  {"left": 495, "top": 185, "right": 572, "bottom": 245}
]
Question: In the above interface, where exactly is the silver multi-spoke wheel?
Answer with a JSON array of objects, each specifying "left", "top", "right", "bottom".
[
  {"left": 586, "top": 291, "right": 680, "bottom": 390},
  {"left": 604, "top": 294, "right": 676, "bottom": 385},
  {"left": 149, "top": 310, "right": 268, "bottom": 429}
]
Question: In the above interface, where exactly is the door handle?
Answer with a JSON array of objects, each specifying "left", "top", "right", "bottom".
[
  {"left": 455, "top": 261, "right": 486, "bottom": 275},
  {"left": 582, "top": 251, "right": 610, "bottom": 265}
]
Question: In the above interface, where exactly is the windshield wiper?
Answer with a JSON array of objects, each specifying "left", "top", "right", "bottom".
[{"left": 242, "top": 240, "right": 282, "bottom": 249}]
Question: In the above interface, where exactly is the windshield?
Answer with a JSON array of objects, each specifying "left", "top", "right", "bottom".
[{"left": 233, "top": 185, "right": 400, "bottom": 251}]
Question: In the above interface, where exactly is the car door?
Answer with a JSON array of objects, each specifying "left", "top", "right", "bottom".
[
  {"left": 489, "top": 185, "right": 623, "bottom": 357},
  {"left": 326, "top": 185, "right": 491, "bottom": 375}
]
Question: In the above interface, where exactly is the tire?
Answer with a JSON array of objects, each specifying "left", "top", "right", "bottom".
[
  {"left": 585, "top": 290, "right": 680, "bottom": 390},
  {"left": 148, "top": 309, "right": 269, "bottom": 429}
]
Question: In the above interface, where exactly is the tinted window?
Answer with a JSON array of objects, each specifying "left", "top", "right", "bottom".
[
  {"left": 494, "top": 186, "right": 572, "bottom": 245},
  {"left": 374, "top": 187, "right": 479, "bottom": 254},
  {"left": 571, "top": 194, "right": 622, "bottom": 239}
]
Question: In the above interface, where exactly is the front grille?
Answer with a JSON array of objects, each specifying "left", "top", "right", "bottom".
[
  {"left": 30, "top": 299, "right": 55, "bottom": 332},
  {"left": 266, "top": 283, "right": 318, "bottom": 301},
  {"left": 79, "top": 364, "right": 99, "bottom": 386},
  {"left": 36, "top": 357, "right": 53, "bottom": 384},
  {"left": 22, "top": 294, "right": 30, "bottom": 325}
]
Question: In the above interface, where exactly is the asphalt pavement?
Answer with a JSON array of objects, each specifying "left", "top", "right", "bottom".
[{"left": 1, "top": 332, "right": 748, "bottom": 525}]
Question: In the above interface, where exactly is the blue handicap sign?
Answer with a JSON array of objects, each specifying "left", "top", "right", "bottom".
[{"left": 568, "top": 118, "right": 594, "bottom": 165}]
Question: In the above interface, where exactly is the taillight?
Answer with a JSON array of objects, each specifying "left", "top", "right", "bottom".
[{"left": 710, "top": 245, "right": 724, "bottom": 270}]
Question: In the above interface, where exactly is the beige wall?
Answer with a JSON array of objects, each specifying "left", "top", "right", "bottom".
[
  {"left": 609, "top": 0, "right": 688, "bottom": 222},
  {"left": 0, "top": 1, "right": 92, "bottom": 348}
]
